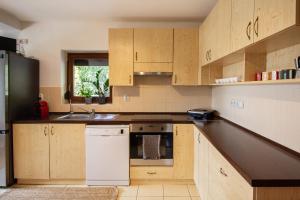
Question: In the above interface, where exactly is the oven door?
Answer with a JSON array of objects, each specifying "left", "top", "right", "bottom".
[{"left": 130, "top": 132, "right": 173, "bottom": 166}]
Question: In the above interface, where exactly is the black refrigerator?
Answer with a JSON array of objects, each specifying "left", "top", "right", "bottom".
[{"left": 0, "top": 50, "right": 39, "bottom": 187}]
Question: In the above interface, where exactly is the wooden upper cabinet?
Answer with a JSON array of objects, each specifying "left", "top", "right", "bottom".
[
  {"left": 13, "top": 124, "right": 50, "bottom": 180},
  {"left": 109, "top": 28, "right": 134, "bottom": 86},
  {"left": 173, "top": 28, "right": 199, "bottom": 85},
  {"left": 134, "top": 28, "right": 173, "bottom": 63},
  {"left": 49, "top": 124, "right": 85, "bottom": 179},
  {"left": 200, "top": 0, "right": 231, "bottom": 66},
  {"left": 254, "top": 0, "right": 298, "bottom": 42},
  {"left": 231, "top": 0, "right": 255, "bottom": 52},
  {"left": 173, "top": 124, "right": 194, "bottom": 179},
  {"left": 213, "top": 0, "right": 232, "bottom": 60}
]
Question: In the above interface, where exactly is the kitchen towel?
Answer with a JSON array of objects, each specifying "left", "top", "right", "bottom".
[{"left": 142, "top": 135, "right": 161, "bottom": 160}]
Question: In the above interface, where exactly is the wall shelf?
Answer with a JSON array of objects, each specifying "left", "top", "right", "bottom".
[{"left": 210, "top": 79, "right": 300, "bottom": 86}]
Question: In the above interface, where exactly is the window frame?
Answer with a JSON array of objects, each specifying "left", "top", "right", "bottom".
[{"left": 67, "top": 53, "right": 112, "bottom": 104}]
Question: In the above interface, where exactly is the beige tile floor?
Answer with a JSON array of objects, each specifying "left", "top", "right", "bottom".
[{"left": 118, "top": 184, "right": 200, "bottom": 200}]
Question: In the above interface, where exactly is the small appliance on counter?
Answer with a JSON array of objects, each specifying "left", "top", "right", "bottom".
[{"left": 187, "top": 108, "right": 215, "bottom": 120}]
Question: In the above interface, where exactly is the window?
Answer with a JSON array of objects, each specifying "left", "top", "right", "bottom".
[{"left": 67, "top": 53, "right": 112, "bottom": 103}]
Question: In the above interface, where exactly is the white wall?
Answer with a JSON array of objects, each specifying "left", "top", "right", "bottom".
[
  {"left": 212, "top": 44, "right": 300, "bottom": 153},
  {"left": 18, "top": 20, "right": 199, "bottom": 87}
]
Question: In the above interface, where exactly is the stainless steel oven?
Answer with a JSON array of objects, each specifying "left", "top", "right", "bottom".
[{"left": 130, "top": 123, "right": 173, "bottom": 166}]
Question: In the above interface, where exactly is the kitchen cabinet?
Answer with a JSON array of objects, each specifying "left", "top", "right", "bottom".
[
  {"left": 13, "top": 124, "right": 50, "bottom": 180},
  {"left": 49, "top": 124, "right": 85, "bottom": 179},
  {"left": 208, "top": 144, "right": 253, "bottom": 200},
  {"left": 194, "top": 126, "right": 209, "bottom": 200},
  {"left": 133, "top": 28, "right": 173, "bottom": 73},
  {"left": 134, "top": 28, "right": 173, "bottom": 63},
  {"left": 254, "top": 0, "right": 298, "bottom": 42},
  {"left": 173, "top": 28, "right": 199, "bottom": 85},
  {"left": 13, "top": 123, "right": 85, "bottom": 181},
  {"left": 109, "top": 28, "right": 134, "bottom": 86},
  {"left": 193, "top": 127, "right": 200, "bottom": 187},
  {"left": 200, "top": 0, "right": 231, "bottom": 65},
  {"left": 130, "top": 167, "right": 173, "bottom": 180},
  {"left": 173, "top": 124, "right": 194, "bottom": 179},
  {"left": 231, "top": 0, "right": 255, "bottom": 52}
]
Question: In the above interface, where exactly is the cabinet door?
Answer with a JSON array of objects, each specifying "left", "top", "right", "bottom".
[
  {"left": 13, "top": 124, "right": 50, "bottom": 179},
  {"left": 254, "top": 0, "right": 297, "bottom": 42},
  {"left": 109, "top": 28, "right": 134, "bottom": 86},
  {"left": 173, "top": 28, "right": 199, "bottom": 85},
  {"left": 208, "top": 144, "right": 253, "bottom": 200},
  {"left": 231, "top": 0, "right": 255, "bottom": 52},
  {"left": 213, "top": 0, "right": 232, "bottom": 60},
  {"left": 134, "top": 28, "right": 173, "bottom": 63},
  {"left": 200, "top": 0, "right": 231, "bottom": 64},
  {"left": 49, "top": 124, "right": 85, "bottom": 179},
  {"left": 198, "top": 132, "right": 209, "bottom": 200},
  {"left": 173, "top": 124, "right": 194, "bottom": 179},
  {"left": 193, "top": 127, "right": 200, "bottom": 187}
]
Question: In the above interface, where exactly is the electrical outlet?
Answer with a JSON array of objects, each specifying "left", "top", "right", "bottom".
[
  {"left": 237, "top": 100, "right": 244, "bottom": 109},
  {"left": 123, "top": 95, "right": 129, "bottom": 102}
]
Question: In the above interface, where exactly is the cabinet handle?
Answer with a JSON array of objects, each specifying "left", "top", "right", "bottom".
[
  {"left": 198, "top": 133, "right": 200, "bottom": 144},
  {"left": 219, "top": 168, "right": 228, "bottom": 177},
  {"left": 147, "top": 171, "right": 157, "bottom": 175},
  {"left": 50, "top": 126, "right": 54, "bottom": 136},
  {"left": 174, "top": 74, "right": 177, "bottom": 84},
  {"left": 43, "top": 126, "right": 48, "bottom": 136},
  {"left": 135, "top": 52, "right": 138, "bottom": 61},
  {"left": 254, "top": 16, "right": 259, "bottom": 37},
  {"left": 208, "top": 49, "right": 212, "bottom": 61},
  {"left": 129, "top": 75, "right": 132, "bottom": 84},
  {"left": 175, "top": 126, "right": 178, "bottom": 136},
  {"left": 246, "top": 21, "right": 252, "bottom": 40}
]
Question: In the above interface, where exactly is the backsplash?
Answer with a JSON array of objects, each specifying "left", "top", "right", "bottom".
[{"left": 41, "top": 76, "right": 212, "bottom": 113}]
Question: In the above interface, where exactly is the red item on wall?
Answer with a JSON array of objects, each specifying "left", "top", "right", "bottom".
[{"left": 39, "top": 101, "right": 49, "bottom": 119}]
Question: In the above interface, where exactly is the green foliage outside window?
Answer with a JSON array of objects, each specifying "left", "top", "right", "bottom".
[{"left": 74, "top": 66, "right": 109, "bottom": 98}]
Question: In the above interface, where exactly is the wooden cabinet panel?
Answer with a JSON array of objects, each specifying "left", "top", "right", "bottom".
[
  {"left": 134, "top": 63, "right": 173, "bottom": 73},
  {"left": 231, "top": 0, "right": 255, "bottom": 52},
  {"left": 200, "top": 0, "right": 231, "bottom": 65},
  {"left": 130, "top": 167, "right": 173, "bottom": 180},
  {"left": 13, "top": 124, "right": 50, "bottom": 180},
  {"left": 173, "top": 124, "right": 194, "bottom": 180},
  {"left": 208, "top": 144, "right": 253, "bottom": 200},
  {"left": 109, "top": 28, "right": 133, "bottom": 86},
  {"left": 198, "top": 132, "right": 209, "bottom": 200},
  {"left": 213, "top": 0, "right": 232, "bottom": 60},
  {"left": 134, "top": 28, "right": 173, "bottom": 63},
  {"left": 173, "top": 28, "right": 199, "bottom": 85},
  {"left": 254, "top": 0, "right": 297, "bottom": 42},
  {"left": 49, "top": 124, "right": 85, "bottom": 179},
  {"left": 193, "top": 127, "right": 200, "bottom": 187}
]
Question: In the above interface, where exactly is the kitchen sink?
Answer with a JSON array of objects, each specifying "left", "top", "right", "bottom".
[{"left": 56, "top": 114, "right": 118, "bottom": 121}]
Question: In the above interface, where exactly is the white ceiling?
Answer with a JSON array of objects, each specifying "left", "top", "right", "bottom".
[{"left": 0, "top": 0, "right": 217, "bottom": 22}]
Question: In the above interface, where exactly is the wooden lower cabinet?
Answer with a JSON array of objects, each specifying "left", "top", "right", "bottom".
[
  {"left": 173, "top": 124, "right": 194, "bottom": 180},
  {"left": 130, "top": 167, "right": 173, "bottom": 180},
  {"left": 13, "top": 124, "right": 50, "bottom": 180},
  {"left": 49, "top": 124, "right": 85, "bottom": 179},
  {"left": 208, "top": 144, "right": 253, "bottom": 200},
  {"left": 13, "top": 123, "right": 85, "bottom": 182}
]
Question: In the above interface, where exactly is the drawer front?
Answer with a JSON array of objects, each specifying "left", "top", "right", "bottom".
[
  {"left": 130, "top": 167, "right": 173, "bottom": 179},
  {"left": 208, "top": 145, "right": 253, "bottom": 200}
]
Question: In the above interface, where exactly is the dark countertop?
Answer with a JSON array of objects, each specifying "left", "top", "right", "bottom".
[{"left": 14, "top": 113, "right": 300, "bottom": 187}]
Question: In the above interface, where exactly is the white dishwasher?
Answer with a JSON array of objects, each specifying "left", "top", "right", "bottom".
[{"left": 85, "top": 125, "right": 129, "bottom": 186}]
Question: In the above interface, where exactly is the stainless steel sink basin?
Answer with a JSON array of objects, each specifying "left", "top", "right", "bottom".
[{"left": 57, "top": 114, "right": 118, "bottom": 121}]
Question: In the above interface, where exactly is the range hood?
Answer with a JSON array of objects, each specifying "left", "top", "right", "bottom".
[{"left": 134, "top": 72, "right": 173, "bottom": 76}]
